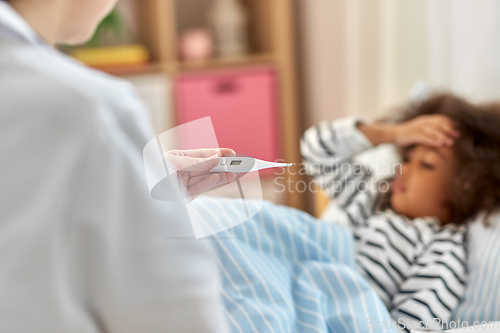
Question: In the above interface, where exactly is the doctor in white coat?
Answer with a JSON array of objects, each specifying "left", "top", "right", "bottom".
[{"left": 0, "top": 0, "right": 235, "bottom": 332}]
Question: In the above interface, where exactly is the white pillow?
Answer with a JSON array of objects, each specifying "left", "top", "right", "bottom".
[{"left": 451, "top": 211, "right": 500, "bottom": 324}]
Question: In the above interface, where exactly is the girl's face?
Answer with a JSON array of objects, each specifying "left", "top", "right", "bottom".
[
  {"left": 58, "top": 0, "right": 119, "bottom": 44},
  {"left": 390, "top": 145, "right": 457, "bottom": 224}
]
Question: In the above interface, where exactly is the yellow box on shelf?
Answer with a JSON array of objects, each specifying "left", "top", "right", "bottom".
[{"left": 70, "top": 44, "right": 150, "bottom": 68}]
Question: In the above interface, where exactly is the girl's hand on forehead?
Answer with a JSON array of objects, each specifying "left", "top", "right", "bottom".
[{"left": 393, "top": 114, "right": 460, "bottom": 148}]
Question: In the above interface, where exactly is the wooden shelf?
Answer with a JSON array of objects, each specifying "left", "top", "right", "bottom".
[
  {"left": 100, "top": 0, "right": 308, "bottom": 211},
  {"left": 174, "top": 53, "right": 276, "bottom": 73},
  {"left": 97, "top": 62, "right": 165, "bottom": 76},
  {"left": 95, "top": 54, "right": 275, "bottom": 76}
]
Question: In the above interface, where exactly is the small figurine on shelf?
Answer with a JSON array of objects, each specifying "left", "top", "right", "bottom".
[
  {"left": 179, "top": 28, "right": 214, "bottom": 64},
  {"left": 207, "top": 0, "right": 249, "bottom": 58}
]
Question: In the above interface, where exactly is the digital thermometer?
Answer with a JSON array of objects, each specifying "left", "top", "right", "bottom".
[{"left": 210, "top": 157, "right": 292, "bottom": 173}]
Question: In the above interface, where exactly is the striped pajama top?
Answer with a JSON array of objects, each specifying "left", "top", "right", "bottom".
[{"left": 301, "top": 116, "right": 468, "bottom": 332}]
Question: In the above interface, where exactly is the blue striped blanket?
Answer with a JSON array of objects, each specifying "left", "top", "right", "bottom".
[{"left": 191, "top": 197, "right": 396, "bottom": 333}]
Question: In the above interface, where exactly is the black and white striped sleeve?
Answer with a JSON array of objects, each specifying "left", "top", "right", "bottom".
[
  {"left": 390, "top": 227, "right": 468, "bottom": 332},
  {"left": 300, "top": 116, "right": 377, "bottom": 227}
]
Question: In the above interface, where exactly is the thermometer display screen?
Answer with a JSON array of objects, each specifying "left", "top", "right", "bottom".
[{"left": 230, "top": 160, "right": 242, "bottom": 166}]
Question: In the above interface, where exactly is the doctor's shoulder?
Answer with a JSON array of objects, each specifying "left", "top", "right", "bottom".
[
  {"left": 0, "top": 67, "right": 101, "bottom": 132},
  {"left": 0, "top": 49, "right": 141, "bottom": 134}
]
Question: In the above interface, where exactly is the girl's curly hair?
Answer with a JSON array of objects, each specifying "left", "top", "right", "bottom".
[{"left": 393, "top": 93, "right": 500, "bottom": 225}]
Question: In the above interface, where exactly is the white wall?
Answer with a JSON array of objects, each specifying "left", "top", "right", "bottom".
[
  {"left": 298, "top": 0, "right": 346, "bottom": 127},
  {"left": 299, "top": 0, "right": 500, "bottom": 125}
]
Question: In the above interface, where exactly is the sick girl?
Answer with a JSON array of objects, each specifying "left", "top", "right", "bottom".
[{"left": 301, "top": 93, "right": 500, "bottom": 332}]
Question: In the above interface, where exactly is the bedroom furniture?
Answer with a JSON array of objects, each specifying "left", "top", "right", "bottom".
[
  {"left": 175, "top": 67, "right": 280, "bottom": 172},
  {"left": 95, "top": 0, "right": 306, "bottom": 211}
]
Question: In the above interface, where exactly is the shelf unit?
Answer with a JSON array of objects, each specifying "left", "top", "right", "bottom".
[{"left": 104, "top": 0, "right": 307, "bottom": 211}]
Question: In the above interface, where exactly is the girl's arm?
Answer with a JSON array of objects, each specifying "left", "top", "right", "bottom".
[
  {"left": 301, "top": 115, "right": 459, "bottom": 228},
  {"left": 301, "top": 117, "right": 381, "bottom": 227}
]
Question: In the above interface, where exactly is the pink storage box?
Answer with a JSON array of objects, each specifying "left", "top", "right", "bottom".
[{"left": 175, "top": 67, "right": 281, "bottom": 173}]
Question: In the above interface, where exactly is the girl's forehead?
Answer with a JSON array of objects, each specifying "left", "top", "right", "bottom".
[{"left": 413, "top": 145, "right": 455, "bottom": 161}]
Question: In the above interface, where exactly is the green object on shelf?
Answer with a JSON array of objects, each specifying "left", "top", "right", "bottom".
[{"left": 87, "top": 10, "right": 123, "bottom": 47}]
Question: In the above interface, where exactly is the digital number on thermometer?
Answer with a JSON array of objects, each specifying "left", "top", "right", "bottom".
[{"left": 210, "top": 157, "right": 292, "bottom": 173}]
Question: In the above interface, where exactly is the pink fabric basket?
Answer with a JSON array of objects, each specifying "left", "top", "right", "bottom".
[{"left": 175, "top": 67, "right": 282, "bottom": 175}]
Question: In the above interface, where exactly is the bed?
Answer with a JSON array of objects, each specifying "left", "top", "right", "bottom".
[
  {"left": 190, "top": 195, "right": 500, "bottom": 333},
  {"left": 190, "top": 197, "right": 396, "bottom": 333}
]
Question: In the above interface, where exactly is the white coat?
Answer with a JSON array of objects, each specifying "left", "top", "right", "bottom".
[{"left": 0, "top": 3, "right": 228, "bottom": 332}]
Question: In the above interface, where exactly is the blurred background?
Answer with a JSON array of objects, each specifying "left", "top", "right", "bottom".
[{"left": 60, "top": 0, "right": 500, "bottom": 216}]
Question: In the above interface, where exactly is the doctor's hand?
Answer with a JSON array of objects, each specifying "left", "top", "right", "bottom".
[{"left": 164, "top": 148, "right": 237, "bottom": 203}]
